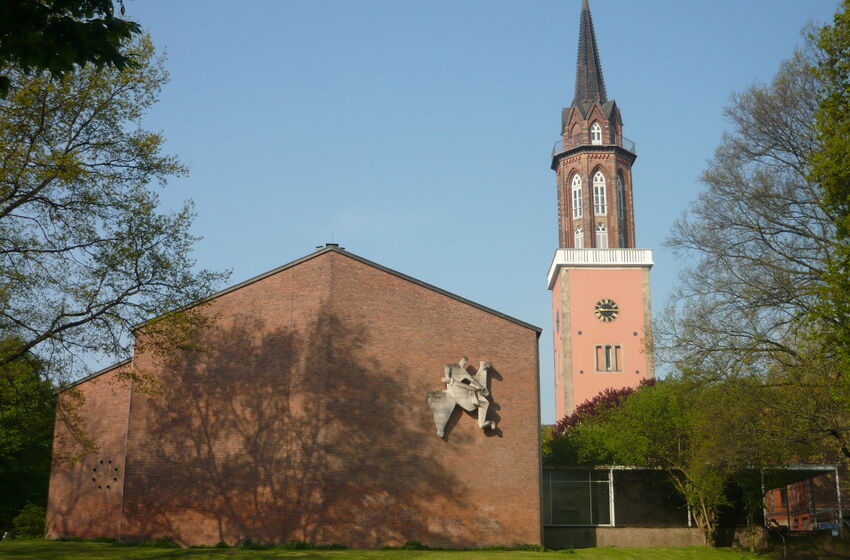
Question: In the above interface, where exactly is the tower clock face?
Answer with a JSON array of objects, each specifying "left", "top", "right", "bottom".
[{"left": 594, "top": 298, "right": 619, "bottom": 322}]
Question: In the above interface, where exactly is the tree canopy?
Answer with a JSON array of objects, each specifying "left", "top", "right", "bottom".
[
  {"left": 657, "top": 22, "right": 850, "bottom": 460},
  {"left": 0, "top": 31, "right": 226, "bottom": 530},
  {"left": 0, "top": 347, "right": 54, "bottom": 533},
  {"left": 810, "top": 0, "right": 850, "bottom": 396},
  {"left": 0, "top": 36, "right": 227, "bottom": 381},
  {"left": 0, "top": 0, "right": 141, "bottom": 97}
]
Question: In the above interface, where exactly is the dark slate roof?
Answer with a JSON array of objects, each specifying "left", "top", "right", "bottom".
[
  {"left": 573, "top": 0, "right": 607, "bottom": 107},
  {"left": 563, "top": 99, "right": 619, "bottom": 128}
]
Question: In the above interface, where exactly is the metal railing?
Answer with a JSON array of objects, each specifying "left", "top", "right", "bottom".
[
  {"left": 547, "top": 248, "right": 654, "bottom": 288},
  {"left": 552, "top": 248, "right": 653, "bottom": 266},
  {"left": 552, "top": 132, "right": 636, "bottom": 157}
]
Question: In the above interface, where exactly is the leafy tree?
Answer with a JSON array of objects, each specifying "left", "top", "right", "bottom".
[
  {"left": 545, "top": 383, "right": 650, "bottom": 465},
  {"left": 661, "top": 26, "right": 850, "bottom": 460},
  {"left": 564, "top": 379, "right": 778, "bottom": 545},
  {"left": 0, "top": 36, "right": 227, "bottom": 382},
  {"left": 553, "top": 379, "right": 655, "bottom": 435},
  {"left": 11, "top": 504, "right": 46, "bottom": 539},
  {"left": 555, "top": 385, "right": 640, "bottom": 433},
  {"left": 662, "top": 34, "right": 824, "bottom": 379},
  {"left": 0, "top": 0, "right": 140, "bottom": 97},
  {"left": 0, "top": 348, "right": 54, "bottom": 533},
  {"left": 811, "top": 0, "right": 850, "bottom": 397}
]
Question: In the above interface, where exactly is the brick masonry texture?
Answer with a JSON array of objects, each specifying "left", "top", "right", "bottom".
[
  {"left": 47, "top": 250, "right": 542, "bottom": 548},
  {"left": 556, "top": 102, "right": 636, "bottom": 250},
  {"left": 47, "top": 364, "right": 132, "bottom": 538}
]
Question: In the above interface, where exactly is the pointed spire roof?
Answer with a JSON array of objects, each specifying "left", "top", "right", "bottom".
[{"left": 573, "top": 0, "right": 607, "bottom": 107}]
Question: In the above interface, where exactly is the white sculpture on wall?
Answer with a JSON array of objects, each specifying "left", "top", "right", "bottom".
[{"left": 426, "top": 357, "right": 496, "bottom": 437}]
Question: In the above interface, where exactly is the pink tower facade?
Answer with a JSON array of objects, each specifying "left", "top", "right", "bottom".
[{"left": 550, "top": 0, "right": 654, "bottom": 419}]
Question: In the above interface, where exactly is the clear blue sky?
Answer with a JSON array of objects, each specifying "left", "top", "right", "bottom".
[{"left": 124, "top": 0, "right": 839, "bottom": 423}]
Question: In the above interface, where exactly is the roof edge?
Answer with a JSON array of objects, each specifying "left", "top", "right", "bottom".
[
  {"left": 133, "top": 246, "right": 339, "bottom": 331},
  {"left": 57, "top": 358, "right": 132, "bottom": 394},
  {"left": 334, "top": 248, "right": 542, "bottom": 333},
  {"left": 136, "top": 246, "right": 542, "bottom": 334}
]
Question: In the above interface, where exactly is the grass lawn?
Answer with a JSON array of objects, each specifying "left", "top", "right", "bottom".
[{"left": 0, "top": 541, "right": 770, "bottom": 560}]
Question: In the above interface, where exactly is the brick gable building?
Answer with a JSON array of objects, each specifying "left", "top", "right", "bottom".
[{"left": 47, "top": 246, "right": 542, "bottom": 547}]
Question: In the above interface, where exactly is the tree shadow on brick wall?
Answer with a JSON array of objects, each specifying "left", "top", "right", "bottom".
[{"left": 123, "top": 308, "right": 464, "bottom": 547}]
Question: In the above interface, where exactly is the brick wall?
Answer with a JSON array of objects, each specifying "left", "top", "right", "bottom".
[
  {"left": 48, "top": 249, "right": 542, "bottom": 548},
  {"left": 46, "top": 364, "right": 132, "bottom": 539}
]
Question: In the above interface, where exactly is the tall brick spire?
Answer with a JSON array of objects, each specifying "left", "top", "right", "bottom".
[{"left": 573, "top": 0, "right": 607, "bottom": 106}]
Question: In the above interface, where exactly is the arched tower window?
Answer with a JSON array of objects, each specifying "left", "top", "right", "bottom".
[
  {"left": 593, "top": 171, "right": 607, "bottom": 215},
  {"left": 571, "top": 174, "right": 583, "bottom": 219},
  {"left": 595, "top": 223, "right": 608, "bottom": 248},
  {"left": 590, "top": 122, "right": 602, "bottom": 145},
  {"left": 616, "top": 173, "right": 626, "bottom": 247},
  {"left": 574, "top": 225, "right": 584, "bottom": 248}
]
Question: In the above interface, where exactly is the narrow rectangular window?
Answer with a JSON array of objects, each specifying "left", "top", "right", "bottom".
[
  {"left": 572, "top": 187, "right": 582, "bottom": 219},
  {"left": 596, "top": 345, "right": 622, "bottom": 372},
  {"left": 594, "top": 184, "right": 607, "bottom": 215}
]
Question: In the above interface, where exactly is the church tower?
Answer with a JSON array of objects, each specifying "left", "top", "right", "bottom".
[{"left": 549, "top": 0, "right": 654, "bottom": 419}]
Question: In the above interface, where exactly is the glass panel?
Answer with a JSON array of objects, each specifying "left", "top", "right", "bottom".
[
  {"left": 613, "top": 470, "right": 690, "bottom": 527},
  {"left": 591, "top": 482, "right": 611, "bottom": 525},
  {"left": 542, "top": 476, "right": 552, "bottom": 525},
  {"left": 552, "top": 481, "right": 591, "bottom": 525},
  {"left": 596, "top": 231, "right": 608, "bottom": 248}
]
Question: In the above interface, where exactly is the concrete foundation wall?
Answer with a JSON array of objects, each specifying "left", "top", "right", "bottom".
[{"left": 544, "top": 527, "right": 705, "bottom": 549}]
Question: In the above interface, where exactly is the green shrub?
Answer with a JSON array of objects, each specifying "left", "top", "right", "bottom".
[
  {"left": 401, "top": 541, "right": 431, "bottom": 550},
  {"left": 280, "top": 540, "right": 309, "bottom": 549},
  {"left": 12, "top": 504, "right": 45, "bottom": 538},
  {"left": 137, "top": 535, "right": 179, "bottom": 548},
  {"left": 239, "top": 539, "right": 271, "bottom": 550}
]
